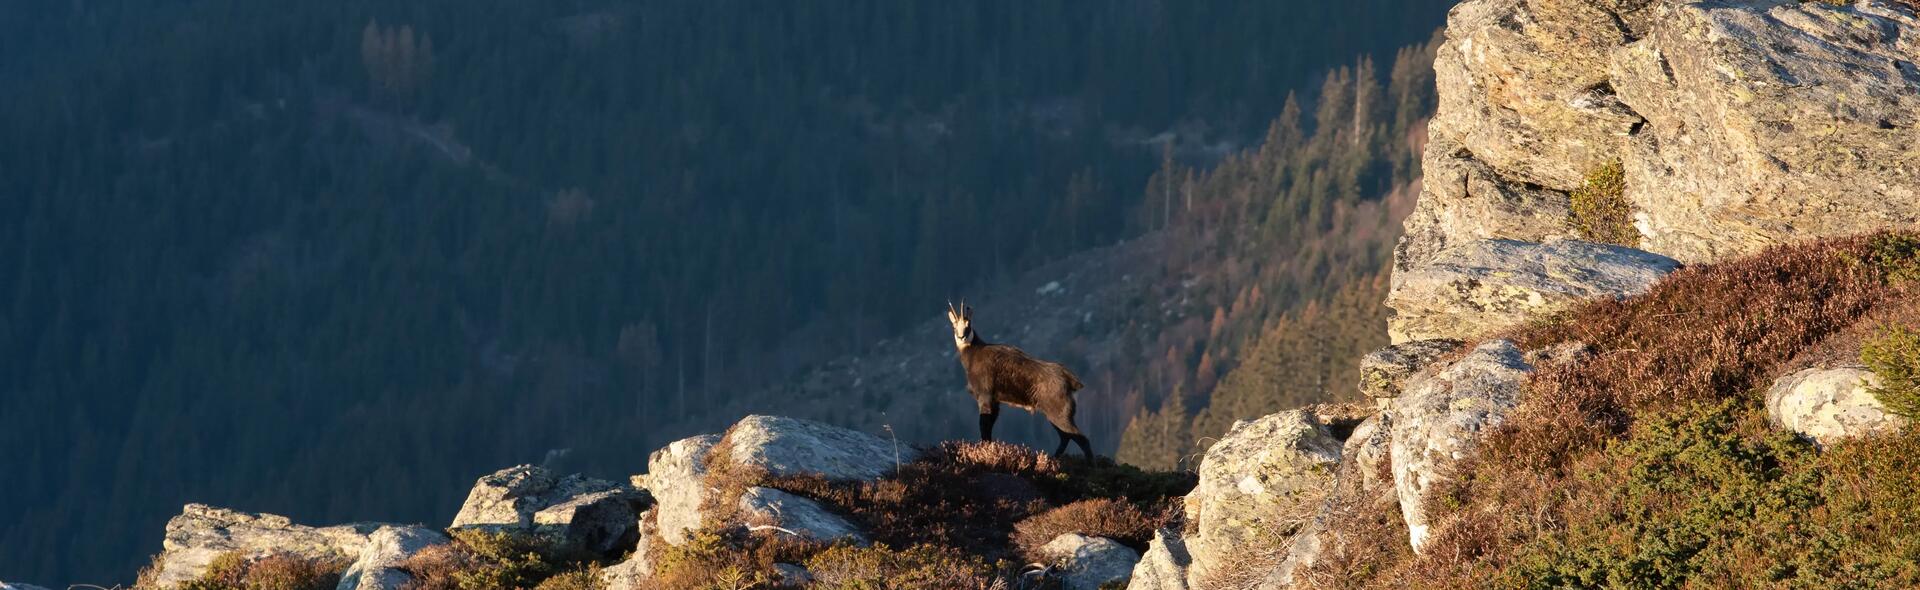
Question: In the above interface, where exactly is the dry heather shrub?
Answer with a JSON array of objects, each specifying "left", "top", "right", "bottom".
[
  {"left": 644, "top": 528, "right": 824, "bottom": 590},
  {"left": 400, "top": 528, "right": 593, "bottom": 590},
  {"left": 175, "top": 552, "right": 349, "bottom": 590},
  {"left": 804, "top": 544, "right": 1010, "bottom": 590},
  {"left": 1369, "top": 233, "right": 1920, "bottom": 587},
  {"left": 922, "top": 440, "right": 1061, "bottom": 477},
  {"left": 1011, "top": 498, "right": 1156, "bottom": 560},
  {"left": 1293, "top": 454, "right": 1412, "bottom": 590}
]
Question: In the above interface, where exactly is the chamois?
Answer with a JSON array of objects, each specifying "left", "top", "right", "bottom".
[{"left": 946, "top": 301, "right": 1093, "bottom": 458}]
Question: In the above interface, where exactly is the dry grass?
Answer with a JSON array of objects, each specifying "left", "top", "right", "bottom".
[
  {"left": 1357, "top": 232, "right": 1920, "bottom": 587},
  {"left": 171, "top": 552, "right": 348, "bottom": 590}
]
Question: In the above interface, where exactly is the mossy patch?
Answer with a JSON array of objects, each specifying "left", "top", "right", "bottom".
[{"left": 1569, "top": 160, "right": 1636, "bottom": 246}]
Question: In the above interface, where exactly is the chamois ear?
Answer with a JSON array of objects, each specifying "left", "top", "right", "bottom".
[{"left": 962, "top": 301, "right": 973, "bottom": 320}]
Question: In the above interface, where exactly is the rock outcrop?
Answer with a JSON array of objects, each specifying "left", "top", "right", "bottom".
[
  {"left": 723, "top": 414, "right": 914, "bottom": 481},
  {"left": 451, "top": 465, "right": 649, "bottom": 557},
  {"left": 1613, "top": 0, "right": 1920, "bottom": 262},
  {"left": 1269, "top": 414, "right": 1398, "bottom": 588},
  {"left": 337, "top": 525, "right": 450, "bottom": 590},
  {"left": 1388, "top": 340, "right": 1533, "bottom": 551},
  {"left": 647, "top": 434, "right": 721, "bottom": 545},
  {"left": 736, "top": 487, "right": 867, "bottom": 545},
  {"left": 1183, "top": 410, "right": 1343, "bottom": 585},
  {"left": 1037, "top": 534, "right": 1140, "bottom": 590},
  {"left": 599, "top": 509, "right": 659, "bottom": 589},
  {"left": 1126, "top": 528, "right": 1193, "bottom": 590},
  {"left": 1387, "top": 238, "right": 1680, "bottom": 342},
  {"left": 1398, "top": 0, "right": 1920, "bottom": 340},
  {"left": 1767, "top": 366, "right": 1909, "bottom": 447},
  {"left": 145, "top": 504, "right": 382, "bottom": 588}
]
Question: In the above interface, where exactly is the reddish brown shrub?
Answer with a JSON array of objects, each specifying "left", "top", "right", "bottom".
[{"left": 1011, "top": 498, "right": 1156, "bottom": 560}]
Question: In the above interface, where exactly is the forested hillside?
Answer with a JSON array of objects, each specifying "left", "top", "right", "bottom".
[{"left": 0, "top": 0, "right": 1448, "bottom": 584}]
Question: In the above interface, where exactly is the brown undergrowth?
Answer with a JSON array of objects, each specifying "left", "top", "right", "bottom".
[{"left": 1364, "top": 232, "right": 1920, "bottom": 587}]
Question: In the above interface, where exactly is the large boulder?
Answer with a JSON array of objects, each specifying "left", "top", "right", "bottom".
[
  {"left": 736, "top": 487, "right": 867, "bottom": 545},
  {"left": 1613, "top": 0, "right": 1920, "bottom": 263},
  {"left": 1125, "top": 528, "right": 1193, "bottom": 590},
  {"left": 1386, "top": 238, "right": 1680, "bottom": 343},
  {"left": 1389, "top": 340, "right": 1534, "bottom": 552},
  {"left": 1184, "top": 410, "right": 1343, "bottom": 585},
  {"left": 336, "top": 525, "right": 449, "bottom": 590},
  {"left": 1269, "top": 413, "right": 1399, "bottom": 589},
  {"left": 1767, "top": 366, "right": 1909, "bottom": 447},
  {"left": 646, "top": 434, "right": 721, "bottom": 546},
  {"left": 145, "top": 504, "right": 381, "bottom": 588},
  {"left": 1359, "top": 339, "right": 1464, "bottom": 400},
  {"left": 1037, "top": 534, "right": 1140, "bottom": 590},
  {"left": 450, "top": 465, "right": 648, "bottom": 557},
  {"left": 1395, "top": 141, "right": 1578, "bottom": 272},
  {"left": 723, "top": 415, "right": 914, "bottom": 481}
]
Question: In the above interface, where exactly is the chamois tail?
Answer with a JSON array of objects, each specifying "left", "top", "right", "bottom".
[{"left": 1063, "top": 368, "right": 1083, "bottom": 393}]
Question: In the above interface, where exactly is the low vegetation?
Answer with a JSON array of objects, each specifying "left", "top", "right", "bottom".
[
  {"left": 171, "top": 552, "right": 348, "bottom": 590},
  {"left": 1863, "top": 324, "right": 1920, "bottom": 419},
  {"left": 1316, "top": 231, "right": 1920, "bottom": 588},
  {"left": 400, "top": 529, "right": 598, "bottom": 590},
  {"left": 655, "top": 439, "right": 1192, "bottom": 588},
  {"left": 1569, "top": 160, "right": 1636, "bottom": 246}
]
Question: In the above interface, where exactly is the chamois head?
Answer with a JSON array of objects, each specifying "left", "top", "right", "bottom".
[{"left": 945, "top": 300, "right": 974, "bottom": 350}]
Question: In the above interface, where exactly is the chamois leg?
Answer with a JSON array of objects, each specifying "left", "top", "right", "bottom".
[
  {"left": 978, "top": 402, "right": 1000, "bottom": 442},
  {"left": 1045, "top": 401, "right": 1095, "bottom": 458}
]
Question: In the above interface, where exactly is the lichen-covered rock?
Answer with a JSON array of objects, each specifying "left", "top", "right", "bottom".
[
  {"left": 1038, "top": 534, "right": 1140, "bottom": 590},
  {"left": 1613, "top": 0, "right": 1920, "bottom": 263},
  {"left": 1125, "top": 528, "right": 1192, "bottom": 590},
  {"left": 1767, "top": 366, "right": 1909, "bottom": 447},
  {"left": 1395, "top": 143, "right": 1577, "bottom": 272},
  {"left": 737, "top": 487, "right": 867, "bottom": 545},
  {"left": 1386, "top": 238, "right": 1680, "bottom": 343},
  {"left": 1267, "top": 414, "right": 1398, "bottom": 589},
  {"left": 1359, "top": 340, "right": 1464, "bottom": 399},
  {"left": 1389, "top": 341, "right": 1533, "bottom": 552},
  {"left": 648, "top": 434, "right": 721, "bottom": 545},
  {"left": 146, "top": 504, "right": 381, "bottom": 588},
  {"left": 337, "top": 525, "right": 449, "bottom": 590},
  {"left": 1428, "top": 0, "right": 1640, "bottom": 192},
  {"left": 724, "top": 415, "right": 913, "bottom": 481},
  {"left": 1184, "top": 410, "right": 1343, "bottom": 584},
  {"left": 450, "top": 465, "right": 647, "bottom": 556}
]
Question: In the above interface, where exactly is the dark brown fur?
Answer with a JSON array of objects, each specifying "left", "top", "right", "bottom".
[{"left": 956, "top": 331, "right": 1093, "bottom": 458}]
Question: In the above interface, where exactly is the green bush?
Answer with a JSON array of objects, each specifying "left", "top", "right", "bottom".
[
  {"left": 1863, "top": 324, "right": 1920, "bottom": 419},
  {"left": 401, "top": 529, "right": 594, "bottom": 590},
  {"left": 1569, "top": 160, "right": 1636, "bottom": 246},
  {"left": 1846, "top": 232, "right": 1920, "bottom": 284},
  {"left": 804, "top": 544, "right": 1006, "bottom": 590}
]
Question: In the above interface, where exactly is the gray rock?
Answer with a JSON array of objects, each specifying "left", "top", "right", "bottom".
[
  {"left": 1359, "top": 340, "right": 1464, "bottom": 399},
  {"left": 737, "top": 487, "right": 867, "bottom": 545},
  {"left": 1395, "top": 143, "right": 1577, "bottom": 272},
  {"left": 146, "top": 504, "right": 381, "bottom": 588},
  {"left": 450, "top": 465, "right": 647, "bottom": 556},
  {"left": 771, "top": 563, "right": 814, "bottom": 588},
  {"left": 1268, "top": 414, "right": 1398, "bottom": 588},
  {"left": 648, "top": 433, "right": 721, "bottom": 546},
  {"left": 1386, "top": 238, "right": 1680, "bottom": 343},
  {"left": 1613, "top": 0, "right": 1920, "bottom": 263},
  {"left": 1125, "top": 528, "right": 1192, "bottom": 590},
  {"left": 599, "top": 509, "right": 658, "bottom": 589},
  {"left": 1767, "top": 366, "right": 1909, "bottom": 447},
  {"left": 336, "top": 525, "right": 449, "bottom": 590},
  {"left": 1389, "top": 341, "right": 1533, "bottom": 552},
  {"left": 1038, "top": 534, "right": 1140, "bottom": 590},
  {"left": 723, "top": 415, "right": 914, "bottom": 481},
  {"left": 1183, "top": 410, "right": 1343, "bottom": 585}
]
